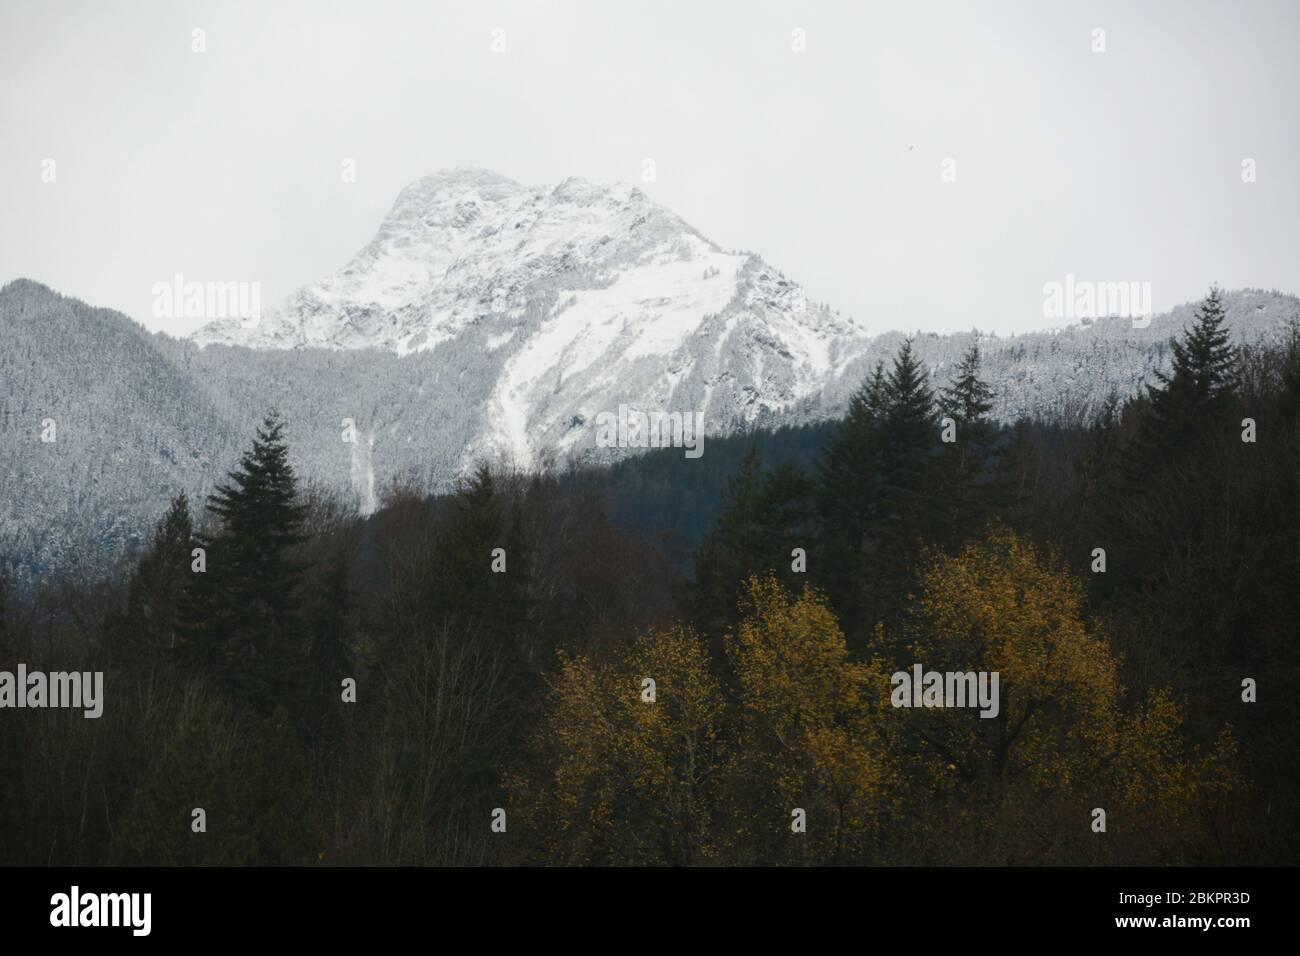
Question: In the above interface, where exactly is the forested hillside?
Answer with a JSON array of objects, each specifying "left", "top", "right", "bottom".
[
  {"left": 4, "top": 278, "right": 1297, "bottom": 590},
  {"left": 3, "top": 288, "right": 1295, "bottom": 866},
  {"left": 0, "top": 279, "right": 238, "bottom": 581}
]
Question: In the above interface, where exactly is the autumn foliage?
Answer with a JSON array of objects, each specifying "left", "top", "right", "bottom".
[{"left": 509, "top": 527, "right": 1239, "bottom": 864}]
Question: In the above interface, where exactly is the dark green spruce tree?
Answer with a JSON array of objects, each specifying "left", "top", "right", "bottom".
[
  {"left": 1143, "top": 286, "right": 1238, "bottom": 455},
  {"left": 937, "top": 343, "right": 1001, "bottom": 544},
  {"left": 865, "top": 338, "right": 940, "bottom": 634},
  {"left": 815, "top": 361, "right": 887, "bottom": 632},
  {"left": 177, "top": 413, "right": 310, "bottom": 714},
  {"left": 1104, "top": 287, "right": 1241, "bottom": 598},
  {"left": 813, "top": 341, "right": 944, "bottom": 643}
]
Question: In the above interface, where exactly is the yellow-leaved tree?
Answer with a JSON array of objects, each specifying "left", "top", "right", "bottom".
[
  {"left": 509, "top": 577, "right": 901, "bottom": 865},
  {"left": 505, "top": 624, "right": 723, "bottom": 864},
  {"left": 723, "top": 575, "right": 900, "bottom": 864},
  {"left": 870, "top": 525, "right": 1239, "bottom": 863}
]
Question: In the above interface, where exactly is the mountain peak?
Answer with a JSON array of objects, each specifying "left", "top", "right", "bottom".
[
  {"left": 189, "top": 168, "right": 862, "bottom": 469},
  {"left": 192, "top": 169, "right": 731, "bottom": 354},
  {"left": 421, "top": 165, "right": 520, "bottom": 185},
  {"left": 390, "top": 166, "right": 527, "bottom": 207}
]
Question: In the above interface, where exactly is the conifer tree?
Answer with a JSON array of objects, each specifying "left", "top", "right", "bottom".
[
  {"left": 435, "top": 464, "right": 503, "bottom": 616},
  {"left": 1144, "top": 286, "right": 1238, "bottom": 453},
  {"left": 1104, "top": 288, "right": 1241, "bottom": 591},
  {"left": 432, "top": 465, "right": 532, "bottom": 657},
  {"left": 939, "top": 344, "right": 995, "bottom": 459},
  {"left": 865, "top": 339, "right": 939, "bottom": 631},
  {"left": 815, "top": 362, "right": 886, "bottom": 629},
  {"left": 878, "top": 339, "right": 938, "bottom": 515},
  {"left": 756, "top": 461, "right": 817, "bottom": 564},
  {"left": 937, "top": 344, "right": 1001, "bottom": 544},
  {"left": 177, "top": 413, "right": 310, "bottom": 712}
]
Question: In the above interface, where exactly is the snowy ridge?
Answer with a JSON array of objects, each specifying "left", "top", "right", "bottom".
[
  {"left": 193, "top": 168, "right": 869, "bottom": 471},
  {"left": 190, "top": 169, "right": 1299, "bottom": 479}
]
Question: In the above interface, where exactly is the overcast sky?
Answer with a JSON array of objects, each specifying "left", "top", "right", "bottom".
[{"left": 2, "top": 0, "right": 1298, "bottom": 337}]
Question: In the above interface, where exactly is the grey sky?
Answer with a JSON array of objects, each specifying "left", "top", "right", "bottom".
[{"left": 2, "top": 0, "right": 1297, "bottom": 338}]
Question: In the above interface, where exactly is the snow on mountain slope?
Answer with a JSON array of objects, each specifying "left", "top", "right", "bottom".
[
  {"left": 5, "top": 270, "right": 1296, "bottom": 583},
  {"left": 193, "top": 168, "right": 869, "bottom": 470},
  {"left": 191, "top": 168, "right": 1299, "bottom": 479}
]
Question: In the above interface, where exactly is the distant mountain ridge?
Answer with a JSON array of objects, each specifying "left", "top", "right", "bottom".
[
  {"left": 2, "top": 170, "right": 1297, "bottom": 580},
  {"left": 190, "top": 168, "right": 1299, "bottom": 473}
]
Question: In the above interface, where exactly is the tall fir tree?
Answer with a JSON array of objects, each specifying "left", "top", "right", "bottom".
[
  {"left": 1104, "top": 288, "right": 1241, "bottom": 588},
  {"left": 1144, "top": 286, "right": 1238, "bottom": 455},
  {"left": 177, "top": 413, "right": 310, "bottom": 713},
  {"left": 813, "top": 341, "right": 943, "bottom": 643},
  {"left": 864, "top": 338, "right": 940, "bottom": 634},
  {"left": 937, "top": 343, "right": 1001, "bottom": 544},
  {"left": 939, "top": 344, "right": 995, "bottom": 458},
  {"left": 815, "top": 361, "right": 887, "bottom": 631},
  {"left": 431, "top": 465, "right": 532, "bottom": 659}
]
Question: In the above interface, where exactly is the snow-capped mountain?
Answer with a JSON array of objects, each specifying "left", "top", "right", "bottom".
[
  {"left": 4, "top": 170, "right": 1297, "bottom": 584},
  {"left": 193, "top": 168, "right": 867, "bottom": 470}
]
